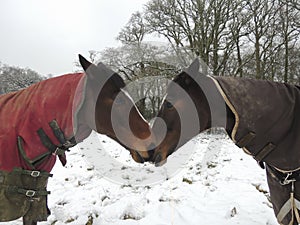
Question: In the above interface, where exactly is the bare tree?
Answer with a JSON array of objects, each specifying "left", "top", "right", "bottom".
[
  {"left": 100, "top": 42, "right": 179, "bottom": 119},
  {"left": 117, "top": 11, "right": 148, "bottom": 45},
  {"left": 278, "top": 0, "right": 300, "bottom": 82},
  {"left": 144, "top": 0, "right": 248, "bottom": 76},
  {"left": 0, "top": 64, "right": 43, "bottom": 93},
  {"left": 137, "top": 0, "right": 300, "bottom": 82}
]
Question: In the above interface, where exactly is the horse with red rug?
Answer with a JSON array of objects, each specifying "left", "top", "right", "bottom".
[{"left": 0, "top": 55, "right": 152, "bottom": 225}]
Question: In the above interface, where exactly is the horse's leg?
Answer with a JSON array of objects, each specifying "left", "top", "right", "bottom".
[
  {"left": 266, "top": 166, "right": 299, "bottom": 225},
  {"left": 22, "top": 216, "right": 37, "bottom": 225}
]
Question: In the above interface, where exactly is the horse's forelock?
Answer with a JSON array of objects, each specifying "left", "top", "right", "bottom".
[{"left": 171, "top": 72, "right": 194, "bottom": 90}]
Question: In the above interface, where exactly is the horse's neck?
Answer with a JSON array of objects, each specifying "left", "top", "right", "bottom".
[
  {"left": 74, "top": 93, "right": 95, "bottom": 140},
  {"left": 197, "top": 77, "right": 235, "bottom": 134},
  {"left": 200, "top": 101, "right": 235, "bottom": 134}
]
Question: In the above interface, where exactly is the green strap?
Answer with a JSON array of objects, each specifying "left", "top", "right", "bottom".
[
  {"left": 18, "top": 119, "right": 77, "bottom": 168},
  {"left": 37, "top": 128, "right": 57, "bottom": 153},
  {"left": 8, "top": 186, "right": 50, "bottom": 197},
  {"left": 37, "top": 121, "right": 76, "bottom": 155},
  {"left": 36, "top": 127, "right": 70, "bottom": 157},
  {"left": 12, "top": 168, "right": 53, "bottom": 178},
  {"left": 49, "top": 119, "right": 77, "bottom": 148},
  {"left": 49, "top": 120, "right": 67, "bottom": 145}
]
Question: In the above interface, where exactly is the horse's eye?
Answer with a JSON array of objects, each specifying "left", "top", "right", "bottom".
[{"left": 166, "top": 101, "right": 173, "bottom": 109}]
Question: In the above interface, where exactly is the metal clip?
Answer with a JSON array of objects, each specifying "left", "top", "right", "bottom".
[
  {"left": 30, "top": 171, "right": 40, "bottom": 177},
  {"left": 52, "top": 147, "right": 63, "bottom": 155},
  {"left": 53, "top": 147, "right": 68, "bottom": 156},
  {"left": 25, "top": 190, "right": 36, "bottom": 197},
  {"left": 280, "top": 172, "right": 296, "bottom": 185},
  {"left": 53, "top": 147, "right": 59, "bottom": 155},
  {"left": 63, "top": 140, "right": 72, "bottom": 148}
]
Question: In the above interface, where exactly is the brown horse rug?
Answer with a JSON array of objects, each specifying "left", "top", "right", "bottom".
[
  {"left": 0, "top": 73, "right": 91, "bottom": 222},
  {"left": 212, "top": 76, "right": 300, "bottom": 225}
]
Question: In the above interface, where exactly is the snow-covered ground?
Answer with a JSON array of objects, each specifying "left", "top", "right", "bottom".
[{"left": 6, "top": 133, "right": 278, "bottom": 225}]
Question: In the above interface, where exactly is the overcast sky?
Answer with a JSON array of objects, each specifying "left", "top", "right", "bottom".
[{"left": 0, "top": 0, "right": 150, "bottom": 76}]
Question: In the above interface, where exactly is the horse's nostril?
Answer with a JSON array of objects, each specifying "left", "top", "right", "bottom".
[
  {"left": 135, "top": 151, "right": 145, "bottom": 163},
  {"left": 147, "top": 143, "right": 156, "bottom": 160},
  {"left": 148, "top": 149, "right": 155, "bottom": 160},
  {"left": 154, "top": 154, "right": 162, "bottom": 166}
]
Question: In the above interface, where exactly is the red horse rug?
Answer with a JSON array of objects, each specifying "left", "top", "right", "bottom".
[{"left": 0, "top": 72, "right": 91, "bottom": 222}]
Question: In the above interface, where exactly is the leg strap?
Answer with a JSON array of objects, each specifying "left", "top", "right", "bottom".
[
  {"left": 276, "top": 181, "right": 300, "bottom": 225},
  {"left": 8, "top": 187, "right": 50, "bottom": 197}
]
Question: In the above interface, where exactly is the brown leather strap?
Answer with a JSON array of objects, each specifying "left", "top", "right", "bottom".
[
  {"left": 255, "top": 142, "right": 276, "bottom": 162},
  {"left": 236, "top": 132, "right": 256, "bottom": 148}
]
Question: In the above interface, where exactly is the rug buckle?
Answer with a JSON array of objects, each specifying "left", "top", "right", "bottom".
[
  {"left": 280, "top": 172, "right": 296, "bottom": 185},
  {"left": 30, "top": 171, "right": 40, "bottom": 177},
  {"left": 25, "top": 190, "right": 36, "bottom": 197}
]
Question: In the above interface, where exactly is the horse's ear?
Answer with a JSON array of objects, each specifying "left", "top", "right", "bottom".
[
  {"left": 78, "top": 54, "right": 101, "bottom": 82},
  {"left": 173, "top": 72, "right": 193, "bottom": 87},
  {"left": 79, "top": 56, "right": 125, "bottom": 89},
  {"left": 184, "top": 58, "right": 200, "bottom": 77},
  {"left": 79, "top": 54, "right": 93, "bottom": 71},
  {"left": 175, "top": 58, "right": 203, "bottom": 88},
  {"left": 180, "top": 59, "right": 199, "bottom": 85}
]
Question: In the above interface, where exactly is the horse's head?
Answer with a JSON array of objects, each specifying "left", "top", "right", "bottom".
[
  {"left": 150, "top": 59, "right": 214, "bottom": 166},
  {"left": 77, "top": 55, "right": 155, "bottom": 163}
]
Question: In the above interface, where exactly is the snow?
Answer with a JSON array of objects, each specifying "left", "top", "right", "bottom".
[{"left": 6, "top": 133, "right": 278, "bottom": 225}]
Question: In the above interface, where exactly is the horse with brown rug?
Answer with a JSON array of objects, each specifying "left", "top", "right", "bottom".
[
  {"left": 0, "top": 55, "right": 152, "bottom": 225},
  {"left": 143, "top": 59, "right": 300, "bottom": 225}
]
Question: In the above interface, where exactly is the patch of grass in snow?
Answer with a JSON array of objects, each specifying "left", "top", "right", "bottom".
[
  {"left": 207, "top": 161, "right": 218, "bottom": 168},
  {"left": 182, "top": 177, "right": 193, "bottom": 184},
  {"left": 51, "top": 220, "right": 58, "bottom": 225},
  {"left": 230, "top": 207, "right": 237, "bottom": 217},
  {"left": 65, "top": 217, "right": 75, "bottom": 223},
  {"left": 57, "top": 201, "right": 68, "bottom": 206},
  {"left": 85, "top": 215, "right": 94, "bottom": 225},
  {"left": 159, "top": 196, "right": 181, "bottom": 203},
  {"left": 252, "top": 183, "right": 272, "bottom": 207},
  {"left": 122, "top": 213, "right": 141, "bottom": 220},
  {"left": 146, "top": 168, "right": 155, "bottom": 173},
  {"left": 121, "top": 184, "right": 132, "bottom": 188},
  {"left": 101, "top": 195, "right": 110, "bottom": 201},
  {"left": 252, "top": 183, "right": 268, "bottom": 194}
]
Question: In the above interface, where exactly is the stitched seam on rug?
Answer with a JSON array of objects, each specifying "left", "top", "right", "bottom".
[{"left": 208, "top": 76, "right": 240, "bottom": 142}]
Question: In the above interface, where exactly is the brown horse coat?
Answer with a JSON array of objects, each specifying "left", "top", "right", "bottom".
[
  {"left": 212, "top": 76, "right": 300, "bottom": 172},
  {"left": 211, "top": 76, "right": 300, "bottom": 224}
]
